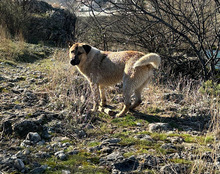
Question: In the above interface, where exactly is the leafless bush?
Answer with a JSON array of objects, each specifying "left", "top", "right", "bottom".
[
  {"left": 73, "top": 0, "right": 220, "bottom": 80},
  {"left": 0, "top": 0, "right": 32, "bottom": 38}
]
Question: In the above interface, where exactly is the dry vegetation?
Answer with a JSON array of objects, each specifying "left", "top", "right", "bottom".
[
  {"left": 0, "top": 0, "right": 220, "bottom": 173},
  {"left": 28, "top": 48, "right": 219, "bottom": 173}
]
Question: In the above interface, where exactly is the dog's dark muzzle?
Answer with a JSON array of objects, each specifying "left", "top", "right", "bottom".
[{"left": 70, "top": 57, "right": 80, "bottom": 66}]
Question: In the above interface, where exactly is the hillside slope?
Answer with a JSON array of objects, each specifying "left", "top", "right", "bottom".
[{"left": 0, "top": 47, "right": 219, "bottom": 173}]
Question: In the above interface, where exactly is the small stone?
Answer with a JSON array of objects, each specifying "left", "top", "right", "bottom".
[
  {"left": 134, "top": 134, "right": 153, "bottom": 141},
  {"left": 105, "top": 151, "right": 123, "bottom": 161},
  {"left": 58, "top": 153, "right": 67, "bottom": 161},
  {"left": 23, "top": 149, "right": 30, "bottom": 155},
  {"left": 68, "top": 150, "right": 79, "bottom": 155},
  {"left": 55, "top": 151, "right": 67, "bottom": 161},
  {"left": 161, "top": 143, "right": 176, "bottom": 150},
  {"left": 160, "top": 164, "right": 188, "bottom": 174},
  {"left": 100, "top": 147, "right": 113, "bottom": 154},
  {"left": 26, "top": 132, "right": 41, "bottom": 144},
  {"left": 30, "top": 165, "right": 47, "bottom": 174},
  {"left": 14, "top": 159, "right": 25, "bottom": 171},
  {"left": 103, "top": 138, "right": 121, "bottom": 144},
  {"left": 148, "top": 123, "right": 171, "bottom": 132},
  {"left": 62, "top": 170, "right": 71, "bottom": 174},
  {"left": 136, "top": 122, "right": 142, "bottom": 126}
]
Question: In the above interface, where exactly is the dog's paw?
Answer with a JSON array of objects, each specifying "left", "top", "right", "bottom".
[
  {"left": 100, "top": 102, "right": 107, "bottom": 107},
  {"left": 98, "top": 106, "right": 104, "bottom": 112},
  {"left": 115, "top": 113, "right": 124, "bottom": 118}
]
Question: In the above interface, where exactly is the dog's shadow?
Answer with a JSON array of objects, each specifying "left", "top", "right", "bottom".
[{"left": 100, "top": 105, "right": 208, "bottom": 132}]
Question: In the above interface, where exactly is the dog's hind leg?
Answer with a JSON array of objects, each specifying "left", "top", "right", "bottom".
[
  {"left": 130, "top": 78, "right": 150, "bottom": 111},
  {"left": 99, "top": 85, "right": 107, "bottom": 107},
  {"left": 130, "top": 87, "right": 143, "bottom": 111},
  {"left": 116, "top": 81, "right": 132, "bottom": 117}
]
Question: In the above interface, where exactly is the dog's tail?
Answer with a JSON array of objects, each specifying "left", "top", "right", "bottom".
[{"left": 133, "top": 53, "right": 161, "bottom": 69}]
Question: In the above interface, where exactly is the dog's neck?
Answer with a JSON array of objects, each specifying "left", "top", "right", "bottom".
[
  {"left": 77, "top": 46, "right": 101, "bottom": 76},
  {"left": 87, "top": 46, "right": 100, "bottom": 60}
]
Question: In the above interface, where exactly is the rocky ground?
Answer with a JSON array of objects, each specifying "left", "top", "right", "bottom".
[{"left": 0, "top": 57, "right": 220, "bottom": 174}]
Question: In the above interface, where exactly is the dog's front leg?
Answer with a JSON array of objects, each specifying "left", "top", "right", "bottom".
[
  {"left": 90, "top": 83, "right": 100, "bottom": 112},
  {"left": 99, "top": 85, "right": 107, "bottom": 107}
]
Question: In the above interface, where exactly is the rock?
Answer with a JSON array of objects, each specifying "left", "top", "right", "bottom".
[
  {"left": 148, "top": 123, "right": 171, "bottom": 132},
  {"left": 30, "top": 165, "right": 47, "bottom": 174},
  {"left": 26, "top": 0, "right": 76, "bottom": 46},
  {"left": 22, "top": 149, "right": 31, "bottom": 155},
  {"left": 1, "top": 120, "right": 13, "bottom": 136},
  {"left": 113, "top": 156, "right": 139, "bottom": 172},
  {"left": 14, "top": 159, "right": 25, "bottom": 171},
  {"left": 23, "top": 90, "right": 38, "bottom": 106},
  {"left": 52, "top": 136, "right": 70, "bottom": 142},
  {"left": 75, "top": 129, "right": 87, "bottom": 138},
  {"left": 134, "top": 134, "right": 153, "bottom": 141},
  {"left": 141, "top": 155, "right": 158, "bottom": 169},
  {"left": 103, "top": 138, "right": 121, "bottom": 144},
  {"left": 161, "top": 143, "right": 176, "bottom": 150},
  {"left": 55, "top": 151, "right": 67, "bottom": 161},
  {"left": 29, "top": 0, "right": 53, "bottom": 13},
  {"left": 41, "top": 127, "right": 51, "bottom": 139},
  {"left": 160, "top": 164, "right": 188, "bottom": 174},
  {"left": 26, "top": 132, "right": 41, "bottom": 144},
  {"left": 13, "top": 120, "right": 42, "bottom": 137},
  {"left": 34, "top": 151, "right": 50, "bottom": 159},
  {"left": 62, "top": 170, "right": 71, "bottom": 174},
  {"left": 68, "top": 150, "right": 79, "bottom": 155},
  {"left": 100, "top": 147, "right": 113, "bottom": 154},
  {"left": 167, "top": 136, "right": 184, "bottom": 144},
  {"left": 103, "top": 151, "right": 123, "bottom": 162}
]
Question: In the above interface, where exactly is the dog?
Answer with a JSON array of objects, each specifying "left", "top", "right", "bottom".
[{"left": 69, "top": 43, "right": 161, "bottom": 117}]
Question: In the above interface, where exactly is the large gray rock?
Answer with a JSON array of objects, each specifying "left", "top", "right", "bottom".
[
  {"left": 13, "top": 120, "right": 42, "bottom": 137},
  {"left": 26, "top": 0, "right": 76, "bottom": 46}
]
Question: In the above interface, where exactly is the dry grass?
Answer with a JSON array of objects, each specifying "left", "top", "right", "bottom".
[{"left": 37, "top": 48, "right": 220, "bottom": 173}]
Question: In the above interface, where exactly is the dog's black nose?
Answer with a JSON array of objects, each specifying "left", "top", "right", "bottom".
[
  {"left": 70, "top": 58, "right": 80, "bottom": 65},
  {"left": 70, "top": 59, "right": 74, "bottom": 65}
]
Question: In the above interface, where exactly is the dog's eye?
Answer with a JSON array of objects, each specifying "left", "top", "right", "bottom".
[
  {"left": 71, "top": 50, "right": 74, "bottom": 54},
  {"left": 78, "top": 52, "right": 82, "bottom": 55}
]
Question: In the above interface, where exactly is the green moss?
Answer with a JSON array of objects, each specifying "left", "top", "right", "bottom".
[
  {"left": 88, "top": 141, "right": 100, "bottom": 147},
  {"left": 180, "top": 134, "right": 214, "bottom": 145},
  {"left": 43, "top": 153, "right": 108, "bottom": 174},
  {"left": 170, "top": 158, "right": 192, "bottom": 164},
  {"left": 123, "top": 152, "right": 136, "bottom": 158},
  {"left": 151, "top": 133, "right": 168, "bottom": 141},
  {"left": 111, "top": 115, "right": 146, "bottom": 127}
]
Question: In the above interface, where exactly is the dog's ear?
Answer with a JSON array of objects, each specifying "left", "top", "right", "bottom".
[
  {"left": 83, "top": 44, "right": 91, "bottom": 54},
  {"left": 67, "top": 41, "right": 73, "bottom": 48}
]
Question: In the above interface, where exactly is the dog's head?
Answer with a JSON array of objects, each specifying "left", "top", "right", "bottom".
[{"left": 69, "top": 43, "right": 91, "bottom": 66}]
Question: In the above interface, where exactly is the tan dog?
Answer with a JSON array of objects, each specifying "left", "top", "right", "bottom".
[{"left": 69, "top": 43, "right": 161, "bottom": 117}]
